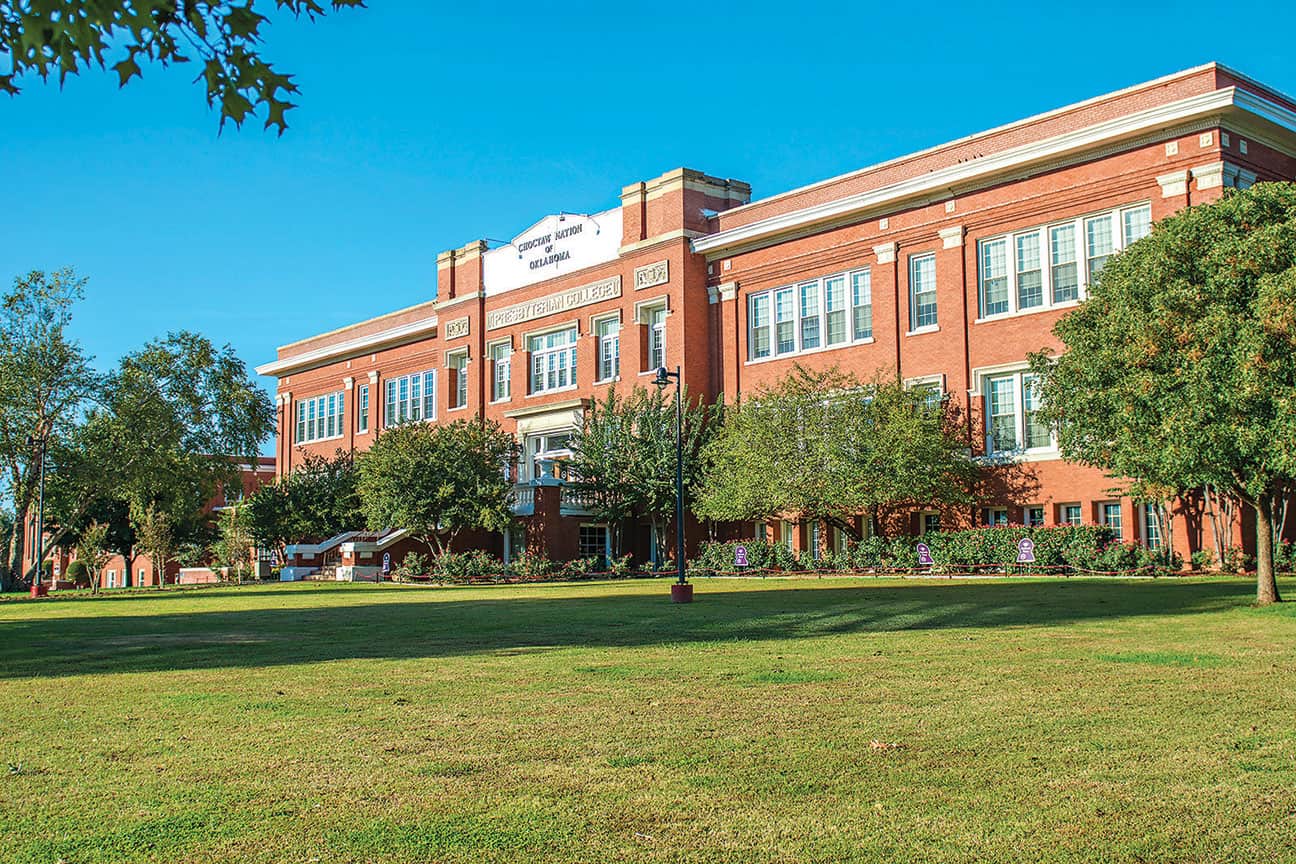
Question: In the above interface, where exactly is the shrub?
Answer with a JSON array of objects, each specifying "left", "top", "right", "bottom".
[
  {"left": 429, "top": 549, "right": 504, "bottom": 583},
  {"left": 394, "top": 551, "right": 429, "bottom": 582},
  {"left": 508, "top": 553, "right": 559, "bottom": 581},
  {"left": 1190, "top": 549, "right": 1215, "bottom": 571},
  {"left": 65, "top": 560, "right": 89, "bottom": 583},
  {"left": 1220, "top": 545, "right": 1251, "bottom": 574},
  {"left": 562, "top": 557, "right": 601, "bottom": 578},
  {"left": 608, "top": 554, "right": 633, "bottom": 578}
]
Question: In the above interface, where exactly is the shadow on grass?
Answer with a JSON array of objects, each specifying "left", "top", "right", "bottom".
[{"left": 0, "top": 578, "right": 1264, "bottom": 680}]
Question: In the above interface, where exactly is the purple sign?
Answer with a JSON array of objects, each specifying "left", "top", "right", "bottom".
[
  {"left": 734, "top": 545, "right": 749, "bottom": 568},
  {"left": 916, "top": 542, "right": 934, "bottom": 566},
  {"left": 382, "top": 552, "right": 391, "bottom": 575},
  {"left": 1016, "top": 537, "right": 1036, "bottom": 564}
]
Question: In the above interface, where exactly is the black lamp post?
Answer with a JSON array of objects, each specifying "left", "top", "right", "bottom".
[
  {"left": 652, "top": 365, "right": 692, "bottom": 603},
  {"left": 26, "top": 433, "right": 48, "bottom": 596}
]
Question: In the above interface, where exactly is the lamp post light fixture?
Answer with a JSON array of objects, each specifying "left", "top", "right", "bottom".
[
  {"left": 652, "top": 365, "right": 692, "bottom": 603},
  {"left": 26, "top": 433, "right": 48, "bottom": 598}
]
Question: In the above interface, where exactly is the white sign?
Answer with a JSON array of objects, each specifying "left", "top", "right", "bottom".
[
  {"left": 444, "top": 316, "right": 470, "bottom": 340},
  {"left": 481, "top": 208, "right": 623, "bottom": 296},
  {"left": 485, "top": 275, "right": 621, "bottom": 331}
]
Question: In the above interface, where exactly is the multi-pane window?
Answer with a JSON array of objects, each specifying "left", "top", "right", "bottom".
[
  {"left": 749, "top": 293, "right": 771, "bottom": 360},
  {"left": 384, "top": 371, "right": 435, "bottom": 427},
  {"left": 979, "top": 203, "right": 1151, "bottom": 317},
  {"left": 1061, "top": 504, "right": 1082, "bottom": 526},
  {"left": 490, "top": 342, "right": 512, "bottom": 402},
  {"left": 983, "top": 370, "right": 1054, "bottom": 455},
  {"left": 448, "top": 351, "right": 468, "bottom": 409},
  {"left": 529, "top": 327, "right": 578, "bottom": 393},
  {"left": 1142, "top": 503, "right": 1162, "bottom": 549},
  {"left": 1026, "top": 506, "right": 1045, "bottom": 527},
  {"left": 748, "top": 267, "right": 873, "bottom": 361},
  {"left": 578, "top": 524, "right": 608, "bottom": 562},
  {"left": 851, "top": 269, "right": 872, "bottom": 340},
  {"left": 295, "top": 391, "right": 344, "bottom": 443},
  {"left": 922, "top": 512, "right": 941, "bottom": 534},
  {"left": 980, "top": 239, "right": 1009, "bottom": 316},
  {"left": 357, "top": 385, "right": 369, "bottom": 433},
  {"left": 983, "top": 508, "right": 1009, "bottom": 527},
  {"left": 798, "top": 281, "right": 820, "bottom": 350},
  {"left": 1102, "top": 502, "right": 1123, "bottom": 539},
  {"left": 594, "top": 317, "right": 619, "bottom": 381},
  {"left": 909, "top": 253, "right": 938, "bottom": 330},
  {"left": 1085, "top": 214, "right": 1114, "bottom": 282},
  {"left": 645, "top": 305, "right": 667, "bottom": 371}
]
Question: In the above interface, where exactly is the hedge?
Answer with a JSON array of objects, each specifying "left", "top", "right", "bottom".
[{"left": 692, "top": 525, "right": 1184, "bottom": 576}]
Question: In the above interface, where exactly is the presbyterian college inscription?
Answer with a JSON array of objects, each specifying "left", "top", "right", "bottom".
[{"left": 485, "top": 276, "right": 622, "bottom": 331}]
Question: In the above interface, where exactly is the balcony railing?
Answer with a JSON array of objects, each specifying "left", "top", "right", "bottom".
[
  {"left": 559, "top": 485, "right": 597, "bottom": 515},
  {"left": 510, "top": 484, "right": 535, "bottom": 516}
]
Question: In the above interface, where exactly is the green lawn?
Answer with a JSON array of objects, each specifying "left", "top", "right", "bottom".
[{"left": 2, "top": 577, "right": 1294, "bottom": 863}]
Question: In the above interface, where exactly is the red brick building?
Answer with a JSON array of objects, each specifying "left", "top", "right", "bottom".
[{"left": 258, "top": 63, "right": 1296, "bottom": 565}]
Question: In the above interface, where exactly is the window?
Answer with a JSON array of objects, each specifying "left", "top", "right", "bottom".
[
  {"left": 295, "top": 391, "right": 344, "bottom": 443},
  {"left": 907, "top": 375, "right": 944, "bottom": 412},
  {"left": 983, "top": 371, "right": 1054, "bottom": 455},
  {"left": 777, "top": 520, "right": 795, "bottom": 549},
  {"left": 983, "top": 508, "right": 1009, "bottom": 527},
  {"left": 747, "top": 268, "right": 872, "bottom": 361},
  {"left": 1061, "top": 504, "right": 1082, "bottom": 526},
  {"left": 1123, "top": 204, "right": 1152, "bottom": 246},
  {"left": 1016, "top": 232, "right": 1043, "bottom": 310},
  {"left": 1142, "top": 503, "right": 1163, "bottom": 549},
  {"left": 448, "top": 351, "right": 468, "bottom": 410},
  {"left": 490, "top": 342, "right": 512, "bottom": 401},
  {"left": 1102, "top": 502, "right": 1123, "bottom": 539},
  {"left": 525, "top": 431, "right": 574, "bottom": 481},
  {"left": 1050, "top": 223, "right": 1079, "bottom": 303},
  {"left": 1025, "top": 506, "right": 1045, "bottom": 527},
  {"left": 1085, "top": 214, "right": 1114, "bottom": 282},
  {"left": 851, "top": 269, "right": 872, "bottom": 340},
  {"left": 775, "top": 288, "right": 795, "bottom": 355},
  {"left": 922, "top": 512, "right": 941, "bottom": 534},
  {"left": 594, "top": 318, "right": 619, "bottom": 382},
  {"left": 749, "top": 294, "right": 771, "bottom": 360},
  {"left": 809, "top": 521, "right": 822, "bottom": 561},
  {"left": 979, "top": 203, "right": 1151, "bottom": 318},
  {"left": 798, "top": 281, "right": 820, "bottom": 350},
  {"left": 909, "top": 253, "right": 937, "bottom": 330},
  {"left": 384, "top": 371, "right": 435, "bottom": 427},
  {"left": 357, "top": 385, "right": 370, "bottom": 434},
  {"left": 645, "top": 305, "right": 667, "bottom": 371},
  {"left": 980, "top": 239, "right": 1009, "bottom": 317},
  {"left": 529, "top": 327, "right": 578, "bottom": 393},
  {"left": 579, "top": 524, "right": 608, "bottom": 563}
]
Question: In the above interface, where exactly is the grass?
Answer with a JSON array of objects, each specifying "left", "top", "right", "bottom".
[{"left": 1, "top": 576, "right": 1294, "bottom": 863}]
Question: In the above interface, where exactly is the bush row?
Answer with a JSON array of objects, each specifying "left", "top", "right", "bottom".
[
  {"left": 394, "top": 549, "right": 641, "bottom": 584},
  {"left": 692, "top": 525, "right": 1184, "bottom": 575}
]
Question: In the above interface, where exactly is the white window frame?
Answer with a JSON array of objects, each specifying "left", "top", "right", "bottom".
[
  {"left": 920, "top": 511, "right": 941, "bottom": 535},
  {"left": 905, "top": 374, "right": 945, "bottom": 411},
  {"left": 976, "top": 202, "right": 1152, "bottom": 321},
  {"left": 528, "top": 326, "right": 579, "bottom": 395},
  {"left": 357, "top": 384, "right": 370, "bottom": 434},
  {"left": 1025, "top": 506, "right": 1045, "bottom": 527},
  {"left": 1060, "top": 503, "right": 1082, "bottom": 526},
  {"left": 1102, "top": 502, "right": 1124, "bottom": 540},
  {"left": 447, "top": 349, "right": 469, "bottom": 411},
  {"left": 295, "top": 391, "right": 345, "bottom": 444},
  {"left": 488, "top": 340, "right": 512, "bottom": 403},
  {"left": 634, "top": 298, "right": 669, "bottom": 373},
  {"left": 592, "top": 314, "right": 620, "bottom": 383},
  {"left": 383, "top": 370, "right": 436, "bottom": 428},
  {"left": 983, "top": 507, "right": 1009, "bottom": 527},
  {"left": 977, "top": 367, "right": 1056, "bottom": 458},
  {"left": 746, "top": 266, "right": 873, "bottom": 363},
  {"left": 1140, "top": 503, "right": 1163, "bottom": 550},
  {"left": 908, "top": 253, "right": 938, "bottom": 332}
]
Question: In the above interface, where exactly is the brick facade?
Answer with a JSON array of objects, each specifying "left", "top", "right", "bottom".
[{"left": 258, "top": 63, "right": 1296, "bottom": 565}]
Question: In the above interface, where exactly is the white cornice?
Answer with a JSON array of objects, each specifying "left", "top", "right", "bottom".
[
  {"left": 693, "top": 87, "right": 1295, "bottom": 259},
  {"left": 256, "top": 316, "right": 439, "bottom": 378}
]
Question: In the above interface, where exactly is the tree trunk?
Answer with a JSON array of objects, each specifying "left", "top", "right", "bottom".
[
  {"left": 1254, "top": 497, "right": 1282, "bottom": 606},
  {"left": 5, "top": 504, "right": 28, "bottom": 591}
]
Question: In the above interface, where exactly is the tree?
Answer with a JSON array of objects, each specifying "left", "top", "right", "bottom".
[
  {"left": 75, "top": 520, "right": 111, "bottom": 594},
  {"left": 212, "top": 505, "right": 254, "bottom": 582},
  {"left": 566, "top": 385, "right": 719, "bottom": 563},
  {"left": 1, "top": 1, "right": 364, "bottom": 133},
  {"left": 246, "top": 449, "right": 361, "bottom": 557},
  {"left": 0, "top": 269, "right": 99, "bottom": 589},
  {"left": 697, "top": 366, "right": 977, "bottom": 541},
  {"left": 357, "top": 419, "right": 517, "bottom": 556},
  {"left": 134, "top": 504, "right": 176, "bottom": 588},
  {"left": 1029, "top": 183, "right": 1296, "bottom": 605}
]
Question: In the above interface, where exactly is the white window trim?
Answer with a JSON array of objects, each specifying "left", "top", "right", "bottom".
[
  {"left": 527, "top": 325, "right": 579, "bottom": 396},
  {"left": 974, "top": 364, "right": 1058, "bottom": 461},
  {"left": 295, "top": 391, "right": 346, "bottom": 445},
  {"left": 590, "top": 312, "right": 623, "bottom": 384},
  {"left": 1101, "top": 501, "right": 1125, "bottom": 539},
  {"left": 908, "top": 252, "right": 938, "bottom": 332},
  {"left": 487, "top": 338, "right": 513, "bottom": 405},
  {"left": 744, "top": 266, "right": 875, "bottom": 365},
  {"left": 382, "top": 370, "right": 437, "bottom": 429},
  {"left": 1140, "top": 502, "right": 1163, "bottom": 549},
  {"left": 446, "top": 348, "right": 470, "bottom": 412},
  {"left": 974, "top": 201, "right": 1152, "bottom": 323},
  {"left": 356, "top": 384, "right": 371, "bottom": 435}
]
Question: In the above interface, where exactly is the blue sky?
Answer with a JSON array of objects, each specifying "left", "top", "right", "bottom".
[{"left": 4, "top": 0, "right": 1296, "bottom": 410}]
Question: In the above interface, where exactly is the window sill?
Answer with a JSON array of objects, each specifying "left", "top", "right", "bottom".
[
  {"left": 743, "top": 337, "right": 875, "bottom": 366},
  {"left": 526, "top": 384, "right": 579, "bottom": 399},
  {"left": 295, "top": 433, "right": 346, "bottom": 446},
  {"left": 489, "top": 397, "right": 512, "bottom": 406},
  {"left": 974, "top": 300, "right": 1080, "bottom": 325},
  {"left": 448, "top": 405, "right": 468, "bottom": 413},
  {"left": 905, "top": 325, "right": 940, "bottom": 337},
  {"left": 977, "top": 447, "right": 1061, "bottom": 464},
  {"left": 594, "top": 376, "right": 621, "bottom": 385}
]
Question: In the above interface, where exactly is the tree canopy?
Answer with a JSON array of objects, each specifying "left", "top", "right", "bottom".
[
  {"left": 1030, "top": 182, "right": 1296, "bottom": 605},
  {"left": 356, "top": 419, "right": 517, "bottom": 555},
  {"left": 1, "top": 0, "right": 364, "bottom": 132},
  {"left": 245, "top": 449, "right": 362, "bottom": 557},
  {"left": 696, "top": 367, "right": 977, "bottom": 538}
]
